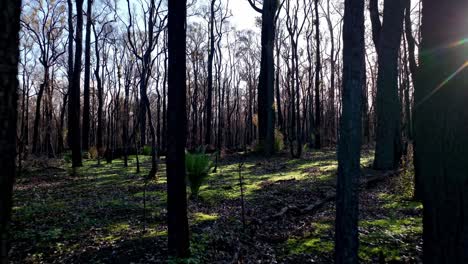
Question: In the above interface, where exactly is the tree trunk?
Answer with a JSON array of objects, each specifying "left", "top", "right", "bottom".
[
  {"left": 68, "top": 0, "right": 84, "bottom": 168},
  {"left": 0, "top": 1, "right": 20, "bottom": 262},
  {"left": 314, "top": 0, "right": 322, "bottom": 149},
  {"left": 414, "top": 1, "right": 468, "bottom": 262},
  {"left": 373, "top": 0, "right": 405, "bottom": 170},
  {"left": 257, "top": 0, "right": 277, "bottom": 156},
  {"left": 82, "top": 0, "right": 93, "bottom": 151},
  {"left": 205, "top": 0, "right": 216, "bottom": 147},
  {"left": 335, "top": 0, "right": 365, "bottom": 262},
  {"left": 167, "top": 0, "right": 190, "bottom": 258}
]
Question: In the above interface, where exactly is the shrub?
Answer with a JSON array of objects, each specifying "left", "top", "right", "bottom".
[
  {"left": 63, "top": 151, "right": 72, "bottom": 163},
  {"left": 186, "top": 151, "right": 213, "bottom": 199},
  {"left": 88, "top": 146, "right": 98, "bottom": 160},
  {"left": 142, "top": 145, "right": 152, "bottom": 156},
  {"left": 274, "top": 129, "right": 284, "bottom": 152}
]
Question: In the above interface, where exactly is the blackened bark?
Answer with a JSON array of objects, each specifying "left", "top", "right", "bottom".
[
  {"left": 368, "top": 0, "right": 381, "bottom": 49},
  {"left": 314, "top": 0, "right": 322, "bottom": 149},
  {"left": 373, "top": 0, "right": 405, "bottom": 170},
  {"left": 93, "top": 23, "right": 104, "bottom": 153},
  {"left": 335, "top": 0, "right": 364, "bottom": 262},
  {"left": 414, "top": 1, "right": 468, "bottom": 263},
  {"left": 257, "top": 0, "right": 277, "bottom": 156},
  {"left": 205, "top": 0, "right": 216, "bottom": 147},
  {"left": 82, "top": 0, "right": 93, "bottom": 151},
  {"left": 167, "top": 0, "right": 190, "bottom": 258},
  {"left": 0, "top": 1, "right": 20, "bottom": 262},
  {"left": 68, "top": 0, "right": 84, "bottom": 168},
  {"left": 32, "top": 75, "right": 47, "bottom": 154}
]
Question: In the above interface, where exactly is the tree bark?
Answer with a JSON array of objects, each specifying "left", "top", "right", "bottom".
[
  {"left": 314, "top": 0, "right": 322, "bottom": 149},
  {"left": 335, "top": 0, "right": 365, "bottom": 262},
  {"left": 0, "top": 1, "right": 20, "bottom": 262},
  {"left": 82, "top": 0, "right": 93, "bottom": 151},
  {"left": 414, "top": 1, "right": 468, "bottom": 262},
  {"left": 205, "top": 0, "right": 216, "bottom": 147},
  {"left": 257, "top": 0, "right": 277, "bottom": 156},
  {"left": 373, "top": 0, "right": 405, "bottom": 170},
  {"left": 68, "top": 0, "right": 84, "bottom": 168},
  {"left": 167, "top": 0, "right": 190, "bottom": 258}
]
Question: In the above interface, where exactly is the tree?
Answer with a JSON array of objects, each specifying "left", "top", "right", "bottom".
[
  {"left": 0, "top": 1, "right": 21, "bottom": 262},
  {"left": 205, "top": 0, "right": 216, "bottom": 147},
  {"left": 248, "top": 0, "right": 278, "bottom": 156},
  {"left": 22, "top": 0, "right": 66, "bottom": 156},
  {"left": 314, "top": 0, "right": 322, "bottom": 149},
  {"left": 82, "top": 0, "right": 93, "bottom": 151},
  {"left": 68, "top": 0, "right": 84, "bottom": 168},
  {"left": 334, "top": 0, "right": 364, "bottom": 262},
  {"left": 371, "top": 0, "right": 405, "bottom": 170},
  {"left": 414, "top": 0, "right": 468, "bottom": 262},
  {"left": 167, "top": 0, "right": 190, "bottom": 258}
]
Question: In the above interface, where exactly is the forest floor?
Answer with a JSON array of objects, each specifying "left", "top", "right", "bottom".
[{"left": 11, "top": 149, "right": 422, "bottom": 263}]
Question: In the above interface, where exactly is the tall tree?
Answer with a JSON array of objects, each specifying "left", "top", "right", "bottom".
[
  {"left": 371, "top": 0, "right": 405, "bottom": 170},
  {"left": 205, "top": 0, "right": 216, "bottom": 146},
  {"left": 414, "top": 0, "right": 468, "bottom": 262},
  {"left": 167, "top": 0, "right": 190, "bottom": 258},
  {"left": 334, "top": 0, "right": 365, "bottom": 262},
  {"left": 82, "top": 0, "right": 93, "bottom": 151},
  {"left": 314, "top": 0, "right": 322, "bottom": 149},
  {"left": 248, "top": 0, "right": 278, "bottom": 155},
  {"left": 68, "top": 0, "right": 84, "bottom": 168},
  {"left": 0, "top": 0, "right": 21, "bottom": 262}
]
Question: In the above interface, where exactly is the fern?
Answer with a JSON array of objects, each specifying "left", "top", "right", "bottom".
[{"left": 186, "top": 151, "right": 213, "bottom": 199}]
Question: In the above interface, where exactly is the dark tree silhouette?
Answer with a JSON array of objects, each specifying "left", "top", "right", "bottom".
[
  {"left": 68, "top": 0, "right": 84, "bottom": 168},
  {"left": 334, "top": 0, "right": 365, "bottom": 262},
  {"left": 371, "top": 0, "right": 405, "bottom": 170},
  {"left": 167, "top": 0, "right": 190, "bottom": 258},
  {"left": 248, "top": 0, "right": 278, "bottom": 156},
  {"left": 82, "top": 0, "right": 93, "bottom": 151},
  {"left": 0, "top": 0, "right": 21, "bottom": 262},
  {"left": 414, "top": 0, "right": 468, "bottom": 262}
]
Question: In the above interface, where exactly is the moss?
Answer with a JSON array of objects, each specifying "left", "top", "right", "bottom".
[
  {"left": 287, "top": 237, "right": 334, "bottom": 254},
  {"left": 108, "top": 222, "right": 131, "bottom": 233},
  {"left": 193, "top": 212, "right": 219, "bottom": 223},
  {"left": 359, "top": 217, "right": 422, "bottom": 262}
]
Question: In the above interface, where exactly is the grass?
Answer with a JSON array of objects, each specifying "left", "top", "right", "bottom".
[{"left": 11, "top": 149, "right": 422, "bottom": 263}]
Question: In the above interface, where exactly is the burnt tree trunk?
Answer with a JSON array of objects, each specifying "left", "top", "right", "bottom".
[
  {"left": 373, "top": 0, "right": 405, "bottom": 170},
  {"left": 257, "top": 0, "right": 277, "bottom": 156},
  {"left": 0, "top": 1, "right": 20, "bottom": 262},
  {"left": 335, "top": 0, "right": 365, "bottom": 262},
  {"left": 68, "top": 0, "right": 84, "bottom": 168},
  {"left": 167, "top": 0, "right": 190, "bottom": 258},
  {"left": 414, "top": 1, "right": 468, "bottom": 262},
  {"left": 82, "top": 0, "right": 93, "bottom": 151}
]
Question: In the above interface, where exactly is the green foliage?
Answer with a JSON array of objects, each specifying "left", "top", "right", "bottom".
[
  {"left": 63, "top": 151, "right": 72, "bottom": 163},
  {"left": 254, "top": 130, "right": 284, "bottom": 153},
  {"left": 186, "top": 151, "right": 213, "bottom": 199},
  {"left": 142, "top": 145, "right": 152, "bottom": 156}
]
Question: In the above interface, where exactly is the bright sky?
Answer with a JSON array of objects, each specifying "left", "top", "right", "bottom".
[{"left": 228, "top": 0, "right": 259, "bottom": 30}]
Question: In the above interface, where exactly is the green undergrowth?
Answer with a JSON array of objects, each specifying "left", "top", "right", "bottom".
[{"left": 10, "top": 149, "right": 421, "bottom": 263}]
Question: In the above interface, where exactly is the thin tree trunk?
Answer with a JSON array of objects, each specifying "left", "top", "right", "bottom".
[
  {"left": 82, "top": 0, "right": 93, "bottom": 151},
  {"left": 68, "top": 0, "right": 84, "bottom": 168}
]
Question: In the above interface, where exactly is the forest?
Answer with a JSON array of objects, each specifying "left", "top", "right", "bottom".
[{"left": 0, "top": 0, "right": 467, "bottom": 263}]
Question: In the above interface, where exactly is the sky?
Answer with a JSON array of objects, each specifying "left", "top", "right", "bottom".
[{"left": 227, "top": 0, "right": 259, "bottom": 30}]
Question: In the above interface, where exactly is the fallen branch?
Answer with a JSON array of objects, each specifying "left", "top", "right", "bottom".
[{"left": 259, "top": 169, "right": 402, "bottom": 222}]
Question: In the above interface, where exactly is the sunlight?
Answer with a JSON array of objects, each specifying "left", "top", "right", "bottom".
[{"left": 415, "top": 60, "right": 468, "bottom": 108}]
